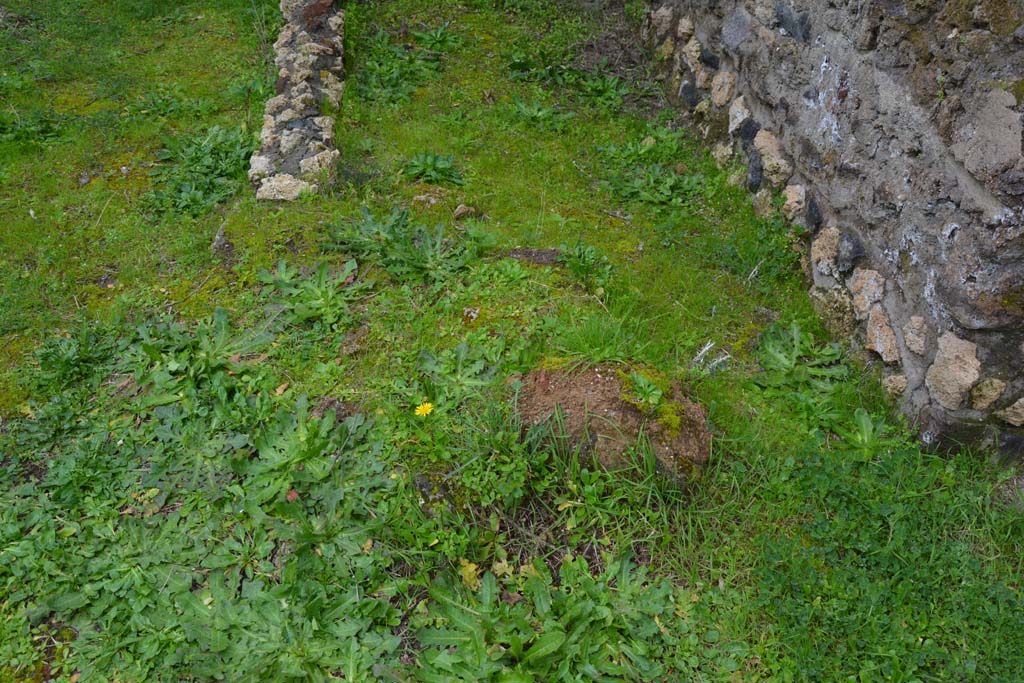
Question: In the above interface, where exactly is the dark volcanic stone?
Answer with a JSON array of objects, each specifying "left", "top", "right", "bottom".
[
  {"left": 806, "top": 195, "right": 823, "bottom": 230},
  {"left": 837, "top": 232, "right": 865, "bottom": 273},
  {"left": 737, "top": 118, "right": 761, "bottom": 152},
  {"left": 999, "top": 171, "right": 1024, "bottom": 196},
  {"left": 678, "top": 80, "right": 699, "bottom": 109},
  {"left": 746, "top": 149, "right": 763, "bottom": 192},
  {"left": 774, "top": 2, "right": 810, "bottom": 42}
]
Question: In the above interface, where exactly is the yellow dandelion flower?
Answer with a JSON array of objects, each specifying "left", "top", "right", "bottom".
[{"left": 415, "top": 402, "right": 434, "bottom": 417}]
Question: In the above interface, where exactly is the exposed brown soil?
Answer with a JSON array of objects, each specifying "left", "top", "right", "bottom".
[
  {"left": 337, "top": 324, "right": 370, "bottom": 357},
  {"left": 498, "top": 497, "right": 606, "bottom": 580},
  {"left": 996, "top": 471, "right": 1024, "bottom": 507},
  {"left": 507, "top": 247, "right": 563, "bottom": 265},
  {"left": 311, "top": 396, "right": 359, "bottom": 421},
  {"left": 2, "top": 454, "right": 48, "bottom": 484},
  {"left": 572, "top": 1, "right": 668, "bottom": 112},
  {"left": 104, "top": 372, "right": 141, "bottom": 399},
  {"left": 0, "top": 8, "right": 35, "bottom": 32},
  {"left": 516, "top": 366, "right": 711, "bottom": 483}
]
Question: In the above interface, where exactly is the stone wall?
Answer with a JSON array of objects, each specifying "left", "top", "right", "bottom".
[
  {"left": 642, "top": 1, "right": 1024, "bottom": 454},
  {"left": 249, "top": 0, "right": 345, "bottom": 201}
]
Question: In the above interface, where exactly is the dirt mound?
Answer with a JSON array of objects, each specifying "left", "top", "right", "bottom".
[{"left": 516, "top": 366, "right": 711, "bottom": 483}]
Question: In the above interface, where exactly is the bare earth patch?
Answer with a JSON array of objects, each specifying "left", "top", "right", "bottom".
[
  {"left": 507, "top": 247, "right": 563, "bottom": 265},
  {"left": 517, "top": 365, "right": 711, "bottom": 483},
  {"left": 573, "top": 1, "right": 667, "bottom": 112}
]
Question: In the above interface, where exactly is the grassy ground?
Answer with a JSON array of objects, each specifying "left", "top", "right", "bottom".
[{"left": 2, "top": 0, "right": 1023, "bottom": 681}]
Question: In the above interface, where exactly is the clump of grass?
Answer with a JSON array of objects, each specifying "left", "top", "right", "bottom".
[
  {"left": 123, "top": 85, "right": 213, "bottom": 119},
  {"left": 258, "top": 260, "right": 368, "bottom": 331},
  {"left": 507, "top": 45, "right": 629, "bottom": 111},
  {"left": 600, "top": 127, "right": 706, "bottom": 208},
  {"left": 146, "top": 125, "right": 254, "bottom": 216},
  {"left": 751, "top": 321, "right": 850, "bottom": 430},
  {"left": 579, "top": 70, "right": 630, "bottom": 111},
  {"left": 0, "top": 109, "right": 67, "bottom": 144},
  {"left": 410, "top": 24, "right": 462, "bottom": 52},
  {"left": 510, "top": 98, "right": 575, "bottom": 131},
  {"left": 508, "top": 46, "right": 579, "bottom": 86},
  {"left": 403, "top": 151, "right": 465, "bottom": 185},
  {"left": 550, "top": 309, "right": 650, "bottom": 366},
  {"left": 354, "top": 30, "right": 443, "bottom": 102},
  {"left": 32, "top": 321, "right": 117, "bottom": 392},
  {"left": 558, "top": 241, "right": 614, "bottom": 296},
  {"left": 689, "top": 213, "right": 802, "bottom": 289},
  {"left": 414, "top": 557, "right": 685, "bottom": 681},
  {"left": 328, "top": 207, "right": 487, "bottom": 282}
]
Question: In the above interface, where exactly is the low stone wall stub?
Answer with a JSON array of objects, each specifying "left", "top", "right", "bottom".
[
  {"left": 249, "top": 0, "right": 346, "bottom": 201},
  {"left": 643, "top": 0, "right": 1024, "bottom": 455}
]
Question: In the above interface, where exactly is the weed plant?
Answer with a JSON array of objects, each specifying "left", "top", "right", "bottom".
[
  {"left": 328, "top": 208, "right": 487, "bottom": 282},
  {"left": 0, "top": 109, "right": 67, "bottom": 144},
  {"left": 600, "top": 126, "right": 707, "bottom": 208},
  {"left": 259, "top": 260, "right": 368, "bottom": 331},
  {"left": 510, "top": 99, "right": 576, "bottom": 132},
  {"left": 558, "top": 241, "right": 614, "bottom": 296},
  {"left": 508, "top": 47, "right": 630, "bottom": 112},
  {"left": 403, "top": 152, "right": 465, "bottom": 186},
  {"left": 124, "top": 85, "right": 214, "bottom": 119},
  {"left": 354, "top": 30, "right": 446, "bottom": 102},
  {"left": 146, "top": 125, "right": 255, "bottom": 216}
]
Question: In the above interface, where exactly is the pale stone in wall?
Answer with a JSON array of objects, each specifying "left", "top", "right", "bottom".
[
  {"left": 728, "top": 96, "right": 750, "bottom": 135},
  {"left": 847, "top": 268, "right": 885, "bottom": 320},
  {"left": 752, "top": 130, "right": 792, "bottom": 187},
  {"left": 676, "top": 16, "right": 694, "bottom": 40},
  {"left": 971, "top": 378, "right": 1006, "bottom": 411},
  {"left": 866, "top": 305, "right": 899, "bottom": 363},
  {"left": 712, "top": 142, "right": 732, "bottom": 168},
  {"left": 681, "top": 37, "right": 701, "bottom": 73},
  {"left": 256, "top": 174, "right": 312, "bottom": 201},
  {"left": 810, "top": 227, "right": 840, "bottom": 280},
  {"left": 926, "top": 333, "right": 981, "bottom": 410},
  {"left": 997, "top": 398, "right": 1024, "bottom": 427},
  {"left": 782, "top": 184, "right": 805, "bottom": 221},
  {"left": 751, "top": 188, "right": 774, "bottom": 218},
  {"left": 882, "top": 374, "right": 908, "bottom": 397},
  {"left": 710, "top": 71, "right": 737, "bottom": 107},
  {"left": 903, "top": 317, "right": 928, "bottom": 356}
]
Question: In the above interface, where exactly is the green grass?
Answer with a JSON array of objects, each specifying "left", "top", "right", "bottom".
[{"left": 1, "top": 0, "right": 1023, "bottom": 681}]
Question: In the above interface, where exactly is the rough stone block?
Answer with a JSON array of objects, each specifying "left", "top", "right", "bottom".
[
  {"left": 971, "top": 378, "right": 1006, "bottom": 411},
  {"left": 997, "top": 398, "right": 1024, "bottom": 427},
  {"left": 866, "top": 305, "right": 899, "bottom": 363},
  {"left": 711, "top": 70, "right": 737, "bottom": 107},
  {"left": 782, "top": 184, "right": 805, "bottom": 221},
  {"left": 752, "top": 130, "right": 792, "bottom": 187},
  {"left": 257, "top": 174, "right": 313, "bottom": 201},
  {"left": 810, "top": 227, "right": 840, "bottom": 280},
  {"left": 847, "top": 268, "right": 885, "bottom": 320},
  {"left": 926, "top": 333, "right": 981, "bottom": 410},
  {"left": 903, "top": 316, "right": 928, "bottom": 355}
]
